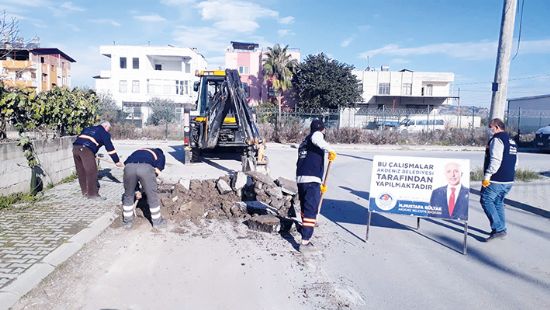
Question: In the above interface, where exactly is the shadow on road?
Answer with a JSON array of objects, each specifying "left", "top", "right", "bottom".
[
  {"left": 435, "top": 234, "right": 550, "bottom": 289},
  {"left": 421, "top": 218, "right": 488, "bottom": 242},
  {"left": 168, "top": 144, "right": 185, "bottom": 163},
  {"left": 201, "top": 158, "right": 235, "bottom": 173},
  {"left": 321, "top": 198, "right": 411, "bottom": 243},
  {"left": 98, "top": 168, "right": 121, "bottom": 183},
  {"left": 469, "top": 188, "right": 550, "bottom": 219},
  {"left": 338, "top": 153, "right": 373, "bottom": 162},
  {"left": 339, "top": 186, "right": 370, "bottom": 200}
]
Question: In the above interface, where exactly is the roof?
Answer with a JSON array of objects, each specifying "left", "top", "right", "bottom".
[
  {"left": 230, "top": 41, "right": 259, "bottom": 50},
  {"left": 508, "top": 94, "right": 550, "bottom": 101},
  {"left": 31, "top": 48, "right": 76, "bottom": 62}
]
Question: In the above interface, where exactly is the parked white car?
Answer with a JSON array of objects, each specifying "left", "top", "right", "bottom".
[
  {"left": 398, "top": 117, "right": 446, "bottom": 133},
  {"left": 534, "top": 125, "right": 550, "bottom": 152}
]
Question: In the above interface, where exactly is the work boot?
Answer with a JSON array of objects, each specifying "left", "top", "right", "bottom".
[
  {"left": 299, "top": 242, "right": 318, "bottom": 254},
  {"left": 88, "top": 195, "right": 107, "bottom": 201},
  {"left": 152, "top": 217, "right": 167, "bottom": 229},
  {"left": 122, "top": 218, "right": 134, "bottom": 230},
  {"left": 485, "top": 230, "right": 507, "bottom": 242}
]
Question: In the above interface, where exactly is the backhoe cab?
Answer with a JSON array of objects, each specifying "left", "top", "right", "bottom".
[{"left": 183, "top": 69, "right": 268, "bottom": 172}]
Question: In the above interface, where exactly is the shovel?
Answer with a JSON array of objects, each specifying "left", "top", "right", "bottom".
[{"left": 315, "top": 158, "right": 334, "bottom": 224}]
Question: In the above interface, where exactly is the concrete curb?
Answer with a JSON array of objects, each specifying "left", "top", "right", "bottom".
[
  {"left": 276, "top": 142, "right": 485, "bottom": 152},
  {"left": 0, "top": 210, "right": 117, "bottom": 309}
]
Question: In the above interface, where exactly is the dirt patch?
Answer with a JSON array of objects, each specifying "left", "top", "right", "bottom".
[{"left": 154, "top": 172, "right": 300, "bottom": 232}]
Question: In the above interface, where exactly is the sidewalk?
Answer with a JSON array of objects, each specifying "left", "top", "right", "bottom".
[{"left": 0, "top": 166, "right": 123, "bottom": 308}]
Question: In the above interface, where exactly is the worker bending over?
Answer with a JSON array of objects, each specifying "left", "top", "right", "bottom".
[
  {"left": 122, "top": 148, "right": 167, "bottom": 229},
  {"left": 73, "top": 121, "right": 123, "bottom": 200}
]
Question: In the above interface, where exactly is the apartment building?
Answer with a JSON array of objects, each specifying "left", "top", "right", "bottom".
[
  {"left": 94, "top": 45, "right": 207, "bottom": 126},
  {"left": 225, "top": 41, "right": 300, "bottom": 107},
  {"left": 339, "top": 67, "right": 455, "bottom": 129},
  {"left": 0, "top": 45, "right": 75, "bottom": 91},
  {"left": 353, "top": 67, "right": 455, "bottom": 109}
]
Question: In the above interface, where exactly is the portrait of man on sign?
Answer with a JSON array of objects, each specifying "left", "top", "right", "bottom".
[{"left": 429, "top": 162, "right": 469, "bottom": 220}]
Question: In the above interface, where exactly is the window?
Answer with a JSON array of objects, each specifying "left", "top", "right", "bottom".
[
  {"left": 175, "top": 80, "right": 190, "bottom": 95},
  {"left": 238, "top": 66, "right": 249, "bottom": 74},
  {"left": 120, "top": 57, "right": 127, "bottom": 69},
  {"left": 176, "top": 80, "right": 182, "bottom": 95},
  {"left": 132, "top": 80, "right": 140, "bottom": 93},
  {"left": 15, "top": 71, "right": 23, "bottom": 79},
  {"left": 402, "top": 83, "right": 412, "bottom": 95},
  {"left": 40, "top": 57, "right": 45, "bottom": 63},
  {"left": 378, "top": 83, "right": 390, "bottom": 95},
  {"left": 132, "top": 57, "right": 139, "bottom": 69},
  {"left": 155, "top": 64, "right": 162, "bottom": 70},
  {"left": 185, "top": 62, "right": 191, "bottom": 73},
  {"left": 119, "top": 80, "right": 127, "bottom": 93},
  {"left": 425, "top": 84, "right": 433, "bottom": 96},
  {"left": 183, "top": 80, "right": 189, "bottom": 95}
]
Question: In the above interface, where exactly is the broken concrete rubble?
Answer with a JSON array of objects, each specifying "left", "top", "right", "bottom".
[
  {"left": 216, "top": 179, "right": 232, "bottom": 194},
  {"left": 156, "top": 172, "right": 300, "bottom": 234}
]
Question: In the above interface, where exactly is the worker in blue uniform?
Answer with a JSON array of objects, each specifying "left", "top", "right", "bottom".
[
  {"left": 122, "top": 148, "right": 167, "bottom": 229},
  {"left": 296, "top": 119, "right": 336, "bottom": 253},
  {"left": 73, "top": 121, "right": 123, "bottom": 199}
]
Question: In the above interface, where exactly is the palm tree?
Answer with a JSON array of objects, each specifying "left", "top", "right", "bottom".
[{"left": 262, "top": 44, "right": 297, "bottom": 136}]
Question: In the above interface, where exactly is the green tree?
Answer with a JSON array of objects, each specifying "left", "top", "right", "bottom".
[
  {"left": 37, "top": 87, "right": 97, "bottom": 136},
  {"left": 147, "top": 97, "right": 176, "bottom": 139},
  {"left": 262, "top": 44, "right": 298, "bottom": 135},
  {"left": 96, "top": 92, "right": 126, "bottom": 123},
  {"left": 292, "top": 53, "right": 362, "bottom": 109}
]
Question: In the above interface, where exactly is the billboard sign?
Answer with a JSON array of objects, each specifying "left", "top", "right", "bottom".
[{"left": 369, "top": 155, "right": 470, "bottom": 220}]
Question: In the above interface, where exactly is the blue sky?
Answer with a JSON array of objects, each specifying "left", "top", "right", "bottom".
[{"left": 2, "top": 0, "right": 549, "bottom": 108}]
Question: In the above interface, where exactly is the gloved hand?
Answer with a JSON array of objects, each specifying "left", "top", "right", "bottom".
[
  {"left": 328, "top": 151, "right": 337, "bottom": 161},
  {"left": 320, "top": 184, "right": 327, "bottom": 194},
  {"left": 482, "top": 179, "right": 491, "bottom": 188},
  {"left": 115, "top": 162, "right": 124, "bottom": 168},
  {"left": 135, "top": 191, "right": 142, "bottom": 200}
]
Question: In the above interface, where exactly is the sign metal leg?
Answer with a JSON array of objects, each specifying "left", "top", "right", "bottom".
[
  {"left": 463, "top": 221, "right": 468, "bottom": 255},
  {"left": 366, "top": 210, "right": 372, "bottom": 241}
]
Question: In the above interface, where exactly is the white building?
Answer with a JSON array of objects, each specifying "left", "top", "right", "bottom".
[
  {"left": 94, "top": 45, "right": 207, "bottom": 126},
  {"left": 339, "top": 67, "right": 455, "bottom": 129},
  {"left": 354, "top": 68, "right": 455, "bottom": 108}
]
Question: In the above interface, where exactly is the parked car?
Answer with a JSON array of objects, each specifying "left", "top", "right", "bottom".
[
  {"left": 398, "top": 117, "right": 446, "bottom": 133},
  {"left": 534, "top": 125, "right": 550, "bottom": 152}
]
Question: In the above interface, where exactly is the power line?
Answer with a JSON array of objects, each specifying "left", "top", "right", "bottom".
[
  {"left": 454, "top": 73, "right": 550, "bottom": 86},
  {"left": 512, "top": 0, "right": 525, "bottom": 60}
]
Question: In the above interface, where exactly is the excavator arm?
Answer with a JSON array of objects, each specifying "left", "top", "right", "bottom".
[{"left": 186, "top": 69, "right": 268, "bottom": 172}]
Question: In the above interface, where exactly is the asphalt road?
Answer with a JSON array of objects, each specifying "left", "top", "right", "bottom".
[{"left": 13, "top": 142, "right": 550, "bottom": 309}]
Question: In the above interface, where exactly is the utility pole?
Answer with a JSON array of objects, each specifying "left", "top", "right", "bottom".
[{"left": 490, "top": 0, "right": 517, "bottom": 121}]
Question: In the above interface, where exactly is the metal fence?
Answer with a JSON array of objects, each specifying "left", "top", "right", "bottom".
[
  {"left": 506, "top": 108, "right": 550, "bottom": 134},
  {"left": 255, "top": 107, "right": 340, "bottom": 128},
  {"left": 255, "top": 106, "right": 486, "bottom": 131}
]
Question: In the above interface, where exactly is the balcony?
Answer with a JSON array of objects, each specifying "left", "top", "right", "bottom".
[
  {"left": 1, "top": 60, "right": 35, "bottom": 70},
  {"left": 2, "top": 79, "right": 37, "bottom": 89}
]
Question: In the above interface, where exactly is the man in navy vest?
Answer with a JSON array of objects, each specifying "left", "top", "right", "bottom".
[
  {"left": 73, "top": 121, "right": 123, "bottom": 199},
  {"left": 481, "top": 118, "right": 518, "bottom": 242},
  {"left": 296, "top": 119, "right": 336, "bottom": 253},
  {"left": 122, "top": 148, "right": 167, "bottom": 229}
]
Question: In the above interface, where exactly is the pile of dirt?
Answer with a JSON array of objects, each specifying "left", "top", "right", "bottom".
[{"left": 158, "top": 171, "right": 300, "bottom": 230}]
